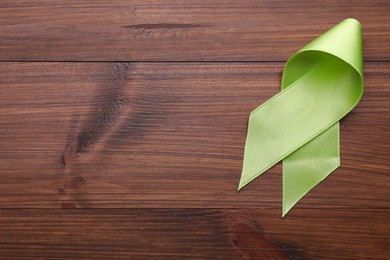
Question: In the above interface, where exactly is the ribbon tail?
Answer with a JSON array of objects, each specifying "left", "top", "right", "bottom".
[{"left": 282, "top": 123, "right": 340, "bottom": 217}]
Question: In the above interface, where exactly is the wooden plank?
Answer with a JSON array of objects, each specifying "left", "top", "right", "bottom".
[
  {"left": 0, "top": 208, "right": 388, "bottom": 259},
  {"left": 0, "top": 0, "right": 389, "bottom": 61},
  {"left": 0, "top": 62, "right": 388, "bottom": 209}
]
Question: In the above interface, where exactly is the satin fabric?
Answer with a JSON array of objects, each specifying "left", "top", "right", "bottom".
[{"left": 238, "top": 18, "right": 363, "bottom": 217}]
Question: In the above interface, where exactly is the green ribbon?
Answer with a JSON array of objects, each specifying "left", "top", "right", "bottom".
[{"left": 238, "top": 18, "right": 363, "bottom": 217}]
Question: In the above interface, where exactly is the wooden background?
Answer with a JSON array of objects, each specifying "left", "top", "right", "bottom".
[{"left": 0, "top": 1, "right": 389, "bottom": 259}]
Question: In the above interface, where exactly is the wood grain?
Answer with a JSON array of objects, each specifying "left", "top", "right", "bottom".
[
  {"left": 1, "top": 1, "right": 389, "bottom": 258},
  {"left": 0, "top": 0, "right": 389, "bottom": 61},
  {"left": 0, "top": 62, "right": 388, "bottom": 209},
  {"left": 0, "top": 208, "right": 388, "bottom": 259}
]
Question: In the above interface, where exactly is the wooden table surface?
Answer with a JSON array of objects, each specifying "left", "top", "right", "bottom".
[{"left": 0, "top": 1, "right": 389, "bottom": 259}]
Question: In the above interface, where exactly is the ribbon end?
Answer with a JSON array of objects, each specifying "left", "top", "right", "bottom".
[
  {"left": 238, "top": 114, "right": 273, "bottom": 191},
  {"left": 237, "top": 177, "right": 248, "bottom": 191},
  {"left": 282, "top": 198, "right": 296, "bottom": 218},
  {"left": 281, "top": 207, "right": 290, "bottom": 218}
]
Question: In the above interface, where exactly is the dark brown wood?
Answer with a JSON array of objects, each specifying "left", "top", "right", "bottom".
[
  {"left": 0, "top": 208, "right": 388, "bottom": 259},
  {"left": 0, "top": 62, "right": 388, "bottom": 209},
  {"left": 0, "top": 0, "right": 389, "bottom": 61},
  {"left": 1, "top": 1, "right": 389, "bottom": 259}
]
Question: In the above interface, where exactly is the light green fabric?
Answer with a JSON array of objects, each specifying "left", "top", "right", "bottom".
[{"left": 238, "top": 18, "right": 364, "bottom": 217}]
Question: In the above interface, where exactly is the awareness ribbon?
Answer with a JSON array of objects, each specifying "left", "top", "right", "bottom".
[{"left": 238, "top": 18, "right": 364, "bottom": 217}]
